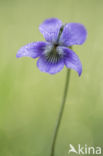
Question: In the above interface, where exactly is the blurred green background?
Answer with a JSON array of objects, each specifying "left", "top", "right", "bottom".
[{"left": 0, "top": 0, "right": 103, "bottom": 155}]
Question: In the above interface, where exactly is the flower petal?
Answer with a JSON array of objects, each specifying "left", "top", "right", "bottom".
[
  {"left": 16, "top": 42, "right": 47, "bottom": 58},
  {"left": 59, "top": 23, "right": 87, "bottom": 46},
  {"left": 60, "top": 46, "right": 82, "bottom": 76},
  {"left": 39, "top": 18, "right": 62, "bottom": 43},
  {"left": 37, "top": 56, "right": 64, "bottom": 74}
]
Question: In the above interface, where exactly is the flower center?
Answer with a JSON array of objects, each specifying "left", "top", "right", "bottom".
[
  {"left": 44, "top": 44, "right": 63, "bottom": 64},
  {"left": 43, "top": 25, "right": 65, "bottom": 64}
]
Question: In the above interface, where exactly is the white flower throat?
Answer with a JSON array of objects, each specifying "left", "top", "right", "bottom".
[{"left": 44, "top": 25, "right": 64, "bottom": 64}]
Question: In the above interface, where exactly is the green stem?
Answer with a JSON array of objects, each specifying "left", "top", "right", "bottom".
[{"left": 50, "top": 68, "right": 71, "bottom": 156}]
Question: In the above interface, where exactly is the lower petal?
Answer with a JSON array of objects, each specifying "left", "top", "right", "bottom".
[
  {"left": 16, "top": 42, "right": 47, "bottom": 58},
  {"left": 37, "top": 56, "right": 64, "bottom": 74},
  {"left": 60, "top": 47, "right": 82, "bottom": 76}
]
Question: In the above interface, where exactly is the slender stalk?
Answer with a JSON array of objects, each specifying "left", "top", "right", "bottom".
[{"left": 50, "top": 68, "right": 71, "bottom": 156}]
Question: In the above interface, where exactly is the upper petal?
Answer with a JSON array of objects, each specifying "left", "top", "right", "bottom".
[
  {"left": 37, "top": 56, "right": 64, "bottom": 74},
  {"left": 16, "top": 42, "right": 47, "bottom": 58},
  {"left": 39, "top": 18, "right": 62, "bottom": 43},
  {"left": 59, "top": 23, "right": 87, "bottom": 46},
  {"left": 60, "top": 46, "right": 82, "bottom": 76}
]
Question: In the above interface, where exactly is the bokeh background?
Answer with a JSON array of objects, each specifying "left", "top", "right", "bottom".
[{"left": 0, "top": 0, "right": 103, "bottom": 155}]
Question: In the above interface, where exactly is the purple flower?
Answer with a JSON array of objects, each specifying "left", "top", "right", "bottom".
[{"left": 16, "top": 18, "right": 87, "bottom": 76}]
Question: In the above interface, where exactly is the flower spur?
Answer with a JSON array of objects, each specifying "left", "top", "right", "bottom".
[{"left": 16, "top": 18, "right": 87, "bottom": 76}]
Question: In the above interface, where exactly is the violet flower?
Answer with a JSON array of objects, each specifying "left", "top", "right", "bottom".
[{"left": 16, "top": 18, "right": 87, "bottom": 76}]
